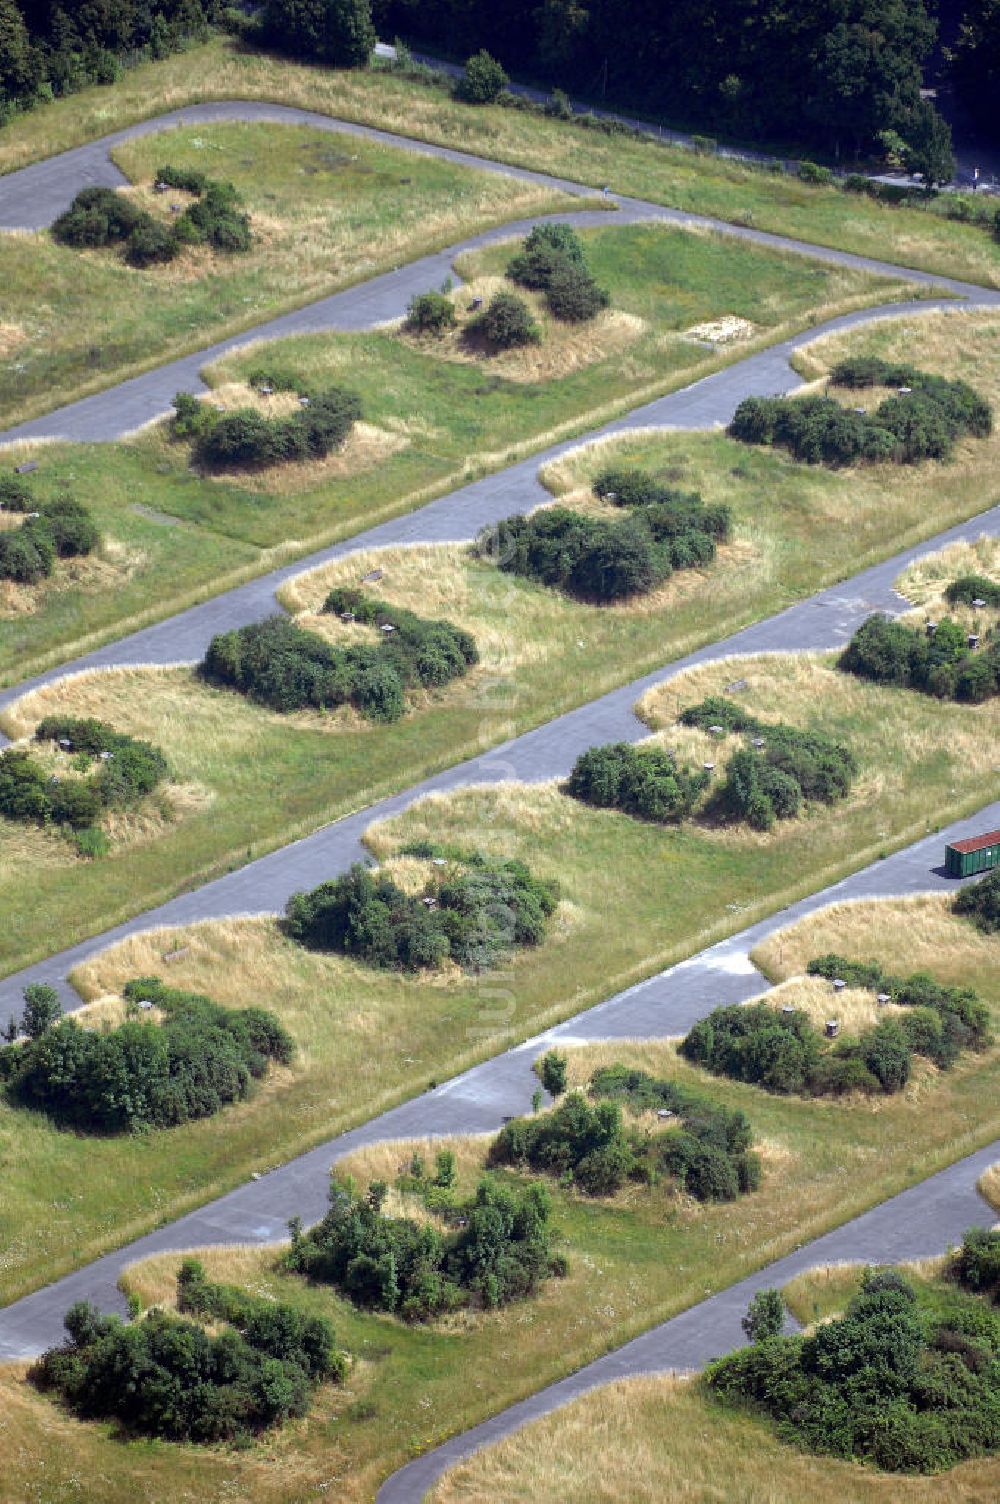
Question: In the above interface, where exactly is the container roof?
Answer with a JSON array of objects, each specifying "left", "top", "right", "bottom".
[{"left": 947, "top": 829, "right": 1000, "bottom": 855}]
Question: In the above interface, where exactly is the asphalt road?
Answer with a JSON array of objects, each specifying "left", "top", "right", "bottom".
[{"left": 1, "top": 102, "right": 1000, "bottom": 1492}]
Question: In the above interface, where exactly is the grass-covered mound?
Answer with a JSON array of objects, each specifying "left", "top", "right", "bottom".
[
  {"left": 489, "top": 1068, "right": 760, "bottom": 1201},
  {"left": 0, "top": 714, "right": 168, "bottom": 856},
  {"left": 33, "top": 1261, "right": 344, "bottom": 1443},
  {"left": 52, "top": 170, "right": 252, "bottom": 268},
  {"left": 682, "top": 952, "right": 990, "bottom": 1097},
  {"left": 954, "top": 868, "right": 1000, "bottom": 935},
  {"left": 476, "top": 472, "right": 729, "bottom": 603},
  {"left": 284, "top": 853, "right": 558, "bottom": 973},
  {"left": 730, "top": 358, "right": 992, "bottom": 467},
  {"left": 201, "top": 595, "right": 476, "bottom": 722},
  {"left": 286, "top": 1171, "right": 562, "bottom": 1320},
  {"left": 0, "top": 976, "right": 293, "bottom": 1132},
  {"left": 173, "top": 379, "right": 361, "bottom": 471},
  {"left": 840, "top": 613, "right": 1000, "bottom": 703},
  {"left": 706, "top": 1262, "right": 1000, "bottom": 1473},
  {"left": 0, "top": 475, "right": 99, "bottom": 585}
]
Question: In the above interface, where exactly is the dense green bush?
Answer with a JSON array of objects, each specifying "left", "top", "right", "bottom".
[
  {"left": 952, "top": 1227, "right": 1000, "bottom": 1300},
  {"left": 953, "top": 868, "right": 1000, "bottom": 935},
  {"left": 202, "top": 593, "right": 476, "bottom": 721},
  {"left": 0, "top": 486, "right": 98, "bottom": 584},
  {"left": 404, "top": 289, "right": 456, "bottom": 335},
  {"left": 945, "top": 574, "right": 1000, "bottom": 607},
  {"left": 729, "top": 363, "right": 991, "bottom": 468},
  {"left": 470, "top": 290, "right": 540, "bottom": 348},
  {"left": 185, "top": 383, "right": 361, "bottom": 470},
  {"left": 33, "top": 1262, "right": 344, "bottom": 1443},
  {"left": 0, "top": 717, "right": 168, "bottom": 842},
  {"left": 840, "top": 613, "right": 1000, "bottom": 703},
  {"left": 806, "top": 952, "right": 991, "bottom": 1063},
  {"left": 679, "top": 695, "right": 856, "bottom": 830},
  {"left": 286, "top": 1171, "right": 558, "bottom": 1319},
  {"left": 566, "top": 741, "right": 709, "bottom": 822},
  {"left": 455, "top": 49, "right": 509, "bottom": 104},
  {"left": 53, "top": 172, "right": 251, "bottom": 268},
  {"left": 283, "top": 854, "right": 558, "bottom": 974},
  {"left": 705, "top": 1265, "right": 1000, "bottom": 1472},
  {"left": 506, "top": 222, "right": 609, "bottom": 323},
  {"left": 477, "top": 485, "right": 728, "bottom": 603},
  {"left": 0, "top": 976, "right": 293, "bottom": 1133},
  {"left": 0, "top": 474, "right": 33, "bottom": 511},
  {"left": 491, "top": 1068, "right": 759, "bottom": 1201}
]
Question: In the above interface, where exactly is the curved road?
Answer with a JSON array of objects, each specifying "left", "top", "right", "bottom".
[{"left": 2, "top": 99, "right": 1000, "bottom": 1496}]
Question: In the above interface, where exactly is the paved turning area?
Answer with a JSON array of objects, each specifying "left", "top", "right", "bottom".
[{"left": 2, "top": 101, "right": 1000, "bottom": 1498}]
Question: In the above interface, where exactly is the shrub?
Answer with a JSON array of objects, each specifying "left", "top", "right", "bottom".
[
  {"left": 283, "top": 855, "right": 558, "bottom": 974},
  {"left": 545, "top": 260, "right": 610, "bottom": 322},
  {"left": 187, "top": 385, "right": 360, "bottom": 470},
  {"left": 506, "top": 222, "right": 585, "bottom": 288},
  {"left": 471, "top": 290, "right": 540, "bottom": 349},
  {"left": 798, "top": 160, "right": 834, "bottom": 184},
  {"left": 155, "top": 163, "right": 209, "bottom": 195},
  {"left": 704, "top": 1265, "right": 1000, "bottom": 1472},
  {"left": 954, "top": 868, "right": 1000, "bottom": 935},
  {"left": 0, "top": 475, "right": 33, "bottom": 511},
  {"left": 0, "top": 718, "right": 167, "bottom": 842},
  {"left": 404, "top": 290, "right": 456, "bottom": 335},
  {"left": 840, "top": 612, "right": 1000, "bottom": 704},
  {"left": 0, "top": 519, "right": 54, "bottom": 583},
  {"left": 53, "top": 173, "right": 253, "bottom": 268},
  {"left": 743, "top": 1288, "right": 785, "bottom": 1342},
  {"left": 125, "top": 217, "right": 177, "bottom": 267},
  {"left": 455, "top": 49, "right": 508, "bottom": 104},
  {"left": 945, "top": 574, "right": 1000, "bottom": 607},
  {"left": 538, "top": 1049, "right": 568, "bottom": 1097},
  {"left": 566, "top": 741, "right": 709, "bottom": 822},
  {"left": 952, "top": 1227, "right": 1000, "bottom": 1299}
]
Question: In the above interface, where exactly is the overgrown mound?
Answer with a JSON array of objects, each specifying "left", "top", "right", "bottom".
[
  {"left": 506, "top": 222, "right": 610, "bottom": 323},
  {"left": 0, "top": 715, "right": 168, "bottom": 857},
  {"left": 682, "top": 956, "right": 989, "bottom": 1097},
  {"left": 954, "top": 867, "right": 1000, "bottom": 934},
  {"left": 283, "top": 853, "right": 558, "bottom": 973},
  {"left": 490, "top": 1069, "right": 760, "bottom": 1201},
  {"left": 285, "top": 1172, "right": 561, "bottom": 1320},
  {"left": 680, "top": 695, "right": 857, "bottom": 831},
  {"left": 839, "top": 613, "right": 1000, "bottom": 703},
  {"left": 0, "top": 976, "right": 293, "bottom": 1132},
  {"left": 706, "top": 1263, "right": 1000, "bottom": 1473},
  {"left": 477, "top": 483, "right": 728, "bottom": 603},
  {"left": 201, "top": 594, "right": 476, "bottom": 722},
  {"left": 729, "top": 358, "right": 991, "bottom": 467},
  {"left": 566, "top": 741, "right": 709, "bottom": 822},
  {"left": 173, "top": 379, "right": 361, "bottom": 471},
  {"left": 0, "top": 476, "right": 99, "bottom": 585},
  {"left": 52, "top": 169, "right": 251, "bottom": 268},
  {"left": 33, "top": 1261, "right": 344, "bottom": 1443}
]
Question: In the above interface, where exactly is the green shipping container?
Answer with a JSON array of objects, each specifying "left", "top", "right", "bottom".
[{"left": 945, "top": 829, "right": 1000, "bottom": 878}]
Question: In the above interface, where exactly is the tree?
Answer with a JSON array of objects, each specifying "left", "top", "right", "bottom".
[
  {"left": 456, "top": 49, "right": 508, "bottom": 104},
  {"left": 539, "top": 1049, "right": 568, "bottom": 1096},
  {"left": 742, "top": 1288, "right": 785, "bottom": 1342},
  {"left": 951, "top": 0, "right": 1000, "bottom": 136},
  {"left": 902, "top": 99, "right": 955, "bottom": 189},
  {"left": 262, "top": 0, "right": 375, "bottom": 66},
  {"left": 0, "top": 0, "right": 35, "bottom": 101},
  {"left": 20, "top": 983, "right": 62, "bottom": 1040}
]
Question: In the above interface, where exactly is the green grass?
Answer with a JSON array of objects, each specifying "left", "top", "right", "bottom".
[
  {"left": 0, "top": 120, "right": 580, "bottom": 428},
  {"left": 0, "top": 218, "right": 907, "bottom": 684},
  {"left": 2, "top": 306, "right": 998, "bottom": 981},
  {"left": 0, "top": 37, "right": 998, "bottom": 289},
  {"left": 3, "top": 913, "right": 999, "bottom": 1501},
  {"left": 0, "top": 656, "right": 997, "bottom": 1308}
]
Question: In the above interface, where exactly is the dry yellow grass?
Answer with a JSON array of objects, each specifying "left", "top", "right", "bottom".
[
  {"left": 397, "top": 271, "right": 645, "bottom": 383},
  {"left": 427, "top": 1372, "right": 1000, "bottom": 1503},
  {"left": 977, "top": 1163, "right": 1000, "bottom": 1214},
  {"left": 894, "top": 535, "right": 1000, "bottom": 634}
]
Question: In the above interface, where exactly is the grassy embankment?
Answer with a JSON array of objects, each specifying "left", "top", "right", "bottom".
[
  {"left": 3, "top": 309, "right": 997, "bottom": 978},
  {"left": 0, "top": 216, "right": 909, "bottom": 684},
  {"left": 1, "top": 891, "right": 997, "bottom": 1499},
  {"left": 1, "top": 35, "right": 999, "bottom": 290},
  {"left": 1, "top": 646, "right": 998, "bottom": 1304}
]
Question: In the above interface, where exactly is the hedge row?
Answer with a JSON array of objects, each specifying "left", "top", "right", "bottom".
[
  {"left": 839, "top": 613, "right": 1000, "bottom": 703},
  {"left": 954, "top": 868, "right": 1000, "bottom": 935},
  {"left": 477, "top": 491, "right": 728, "bottom": 603},
  {"left": 491, "top": 1072, "right": 760, "bottom": 1201},
  {"left": 285, "top": 1173, "right": 560, "bottom": 1321},
  {"left": 681, "top": 694, "right": 857, "bottom": 830},
  {"left": 729, "top": 363, "right": 991, "bottom": 468},
  {"left": 283, "top": 855, "right": 558, "bottom": 973},
  {"left": 705, "top": 1265, "right": 1000, "bottom": 1473},
  {"left": 0, "top": 976, "right": 293, "bottom": 1133},
  {"left": 34, "top": 1263, "right": 343, "bottom": 1444},
  {"left": 202, "top": 599, "right": 476, "bottom": 722},
  {"left": 174, "top": 383, "right": 361, "bottom": 470},
  {"left": 0, "top": 717, "right": 168, "bottom": 854},
  {"left": 52, "top": 173, "right": 251, "bottom": 268},
  {"left": 506, "top": 222, "right": 610, "bottom": 323},
  {"left": 0, "top": 482, "right": 99, "bottom": 584}
]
